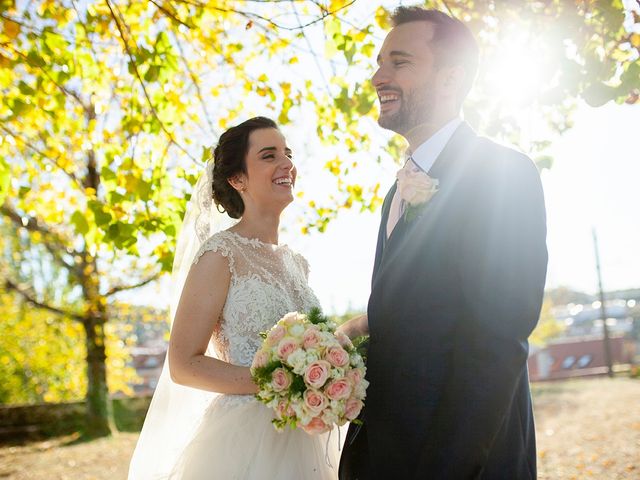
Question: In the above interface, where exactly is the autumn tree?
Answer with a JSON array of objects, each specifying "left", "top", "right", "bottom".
[
  {"left": 530, "top": 299, "right": 566, "bottom": 347},
  {"left": 1, "top": 0, "right": 637, "bottom": 437},
  {"left": 0, "top": 223, "right": 138, "bottom": 406}
]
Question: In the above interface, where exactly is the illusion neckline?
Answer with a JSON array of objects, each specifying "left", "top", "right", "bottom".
[{"left": 223, "top": 230, "right": 288, "bottom": 249}]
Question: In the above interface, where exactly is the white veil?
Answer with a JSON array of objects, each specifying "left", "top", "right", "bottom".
[{"left": 128, "top": 159, "right": 236, "bottom": 479}]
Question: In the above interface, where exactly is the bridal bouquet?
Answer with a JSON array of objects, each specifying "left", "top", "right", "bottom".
[{"left": 251, "top": 308, "right": 368, "bottom": 434}]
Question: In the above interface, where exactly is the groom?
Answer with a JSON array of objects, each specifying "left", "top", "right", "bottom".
[{"left": 339, "top": 6, "right": 548, "bottom": 480}]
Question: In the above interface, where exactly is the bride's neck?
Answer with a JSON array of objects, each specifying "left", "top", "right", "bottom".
[{"left": 231, "top": 211, "right": 280, "bottom": 245}]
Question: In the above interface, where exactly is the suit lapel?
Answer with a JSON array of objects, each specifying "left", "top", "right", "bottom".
[{"left": 372, "top": 182, "right": 397, "bottom": 284}]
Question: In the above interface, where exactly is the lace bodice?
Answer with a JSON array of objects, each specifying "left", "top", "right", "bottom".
[{"left": 193, "top": 230, "right": 320, "bottom": 367}]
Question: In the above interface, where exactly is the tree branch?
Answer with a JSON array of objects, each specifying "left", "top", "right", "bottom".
[
  {"left": 292, "top": 1, "right": 332, "bottom": 96},
  {"left": 172, "top": 32, "right": 219, "bottom": 138},
  {"left": 0, "top": 203, "right": 71, "bottom": 248},
  {"left": 170, "top": 0, "right": 357, "bottom": 31},
  {"left": 4, "top": 278, "right": 85, "bottom": 322},
  {"left": 3, "top": 43, "right": 90, "bottom": 113},
  {"left": 105, "top": 272, "right": 161, "bottom": 297},
  {"left": 0, "top": 125, "right": 83, "bottom": 189},
  {"left": 104, "top": 0, "right": 197, "bottom": 163},
  {"left": 148, "top": 0, "right": 194, "bottom": 28}
]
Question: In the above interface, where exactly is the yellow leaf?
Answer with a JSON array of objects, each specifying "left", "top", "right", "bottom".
[
  {"left": 375, "top": 6, "right": 390, "bottom": 30},
  {"left": 280, "top": 82, "right": 291, "bottom": 96},
  {"left": 329, "top": 0, "right": 349, "bottom": 11},
  {"left": 3, "top": 19, "right": 20, "bottom": 39},
  {"left": 0, "top": 53, "right": 10, "bottom": 68}
]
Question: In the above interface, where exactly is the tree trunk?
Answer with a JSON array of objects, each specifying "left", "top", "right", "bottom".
[
  {"left": 83, "top": 315, "right": 113, "bottom": 437},
  {"left": 81, "top": 255, "right": 114, "bottom": 438}
]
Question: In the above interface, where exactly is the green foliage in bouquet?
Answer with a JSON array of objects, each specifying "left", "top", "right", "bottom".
[
  {"left": 307, "top": 307, "right": 327, "bottom": 325},
  {"left": 351, "top": 335, "right": 369, "bottom": 365},
  {"left": 251, "top": 360, "right": 283, "bottom": 386}
]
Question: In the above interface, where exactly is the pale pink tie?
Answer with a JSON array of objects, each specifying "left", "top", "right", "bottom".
[{"left": 386, "top": 157, "right": 418, "bottom": 238}]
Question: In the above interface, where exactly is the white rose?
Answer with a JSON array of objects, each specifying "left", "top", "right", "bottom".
[
  {"left": 397, "top": 166, "right": 439, "bottom": 206},
  {"left": 354, "top": 379, "right": 369, "bottom": 399},
  {"left": 287, "top": 349, "right": 307, "bottom": 374},
  {"left": 322, "top": 409, "right": 339, "bottom": 426},
  {"left": 305, "top": 350, "right": 320, "bottom": 364},
  {"left": 350, "top": 355, "right": 365, "bottom": 368},
  {"left": 288, "top": 323, "right": 305, "bottom": 338},
  {"left": 329, "top": 399, "right": 345, "bottom": 416}
]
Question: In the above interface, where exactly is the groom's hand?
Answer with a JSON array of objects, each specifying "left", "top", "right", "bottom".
[{"left": 336, "top": 314, "right": 368, "bottom": 339}]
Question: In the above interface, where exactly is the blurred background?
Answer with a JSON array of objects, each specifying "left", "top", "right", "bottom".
[{"left": 1, "top": 0, "right": 639, "bottom": 478}]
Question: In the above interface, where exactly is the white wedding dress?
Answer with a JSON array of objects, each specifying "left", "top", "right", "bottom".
[{"left": 162, "top": 230, "right": 341, "bottom": 479}]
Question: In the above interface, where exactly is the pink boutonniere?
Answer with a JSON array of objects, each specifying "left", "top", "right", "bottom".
[{"left": 396, "top": 166, "right": 439, "bottom": 222}]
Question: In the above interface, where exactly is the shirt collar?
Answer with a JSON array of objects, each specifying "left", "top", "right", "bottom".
[{"left": 408, "top": 117, "right": 462, "bottom": 173}]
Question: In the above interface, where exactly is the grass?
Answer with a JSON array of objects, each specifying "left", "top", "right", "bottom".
[{"left": 1, "top": 377, "right": 638, "bottom": 479}]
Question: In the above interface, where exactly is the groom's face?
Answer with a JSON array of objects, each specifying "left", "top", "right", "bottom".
[{"left": 372, "top": 21, "right": 440, "bottom": 135}]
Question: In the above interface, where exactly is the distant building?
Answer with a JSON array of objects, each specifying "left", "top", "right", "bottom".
[
  {"left": 551, "top": 299, "right": 636, "bottom": 338},
  {"left": 528, "top": 335, "right": 636, "bottom": 381},
  {"left": 130, "top": 345, "right": 167, "bottom": 395}
]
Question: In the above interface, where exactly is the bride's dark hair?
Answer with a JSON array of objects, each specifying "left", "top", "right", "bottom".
[{"left": 211, "top": 116, "right": 278, "bottom": 218}]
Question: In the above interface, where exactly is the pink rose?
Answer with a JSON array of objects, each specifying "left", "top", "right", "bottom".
[
  {"left": 345, "top": 397, "right": 363, "bottom": 420},
  {"left": 324, "top": 378, "right": 352, "bottom": 401},
  {"left": 302, "top": 327, "right": 322, "bottom": 349},
  {"left": 277, "top": 337, "right": 299, "bottom": 361},
  {"left": 335, "top": 331, "right": 353, "bottom": 349},
  {"left": 302, "top": 416, "right": 330, "bottom": 435},
  {"left": 251, "top": 350, "right": 270, "bottom": 370},
  {"left": 346, "top": 368, "right": 364, "bottom": 386},
  {"left": 267, "top": 324, "right": 286, "bottom": 346},
  {"left": 304, "top": 360, "right": 331, "bottom": 389},
  {"left": 325, "top": 346, "right": 349, "bottom": 367},
  {"left": 303, "top": 389, "right": 327, "bottom": 413},
  {"left": 281, "top": 311, "right": 300, "bottom": 326},
  {"left": 271, "top": 368, "right": 292, "bottom": 392}
]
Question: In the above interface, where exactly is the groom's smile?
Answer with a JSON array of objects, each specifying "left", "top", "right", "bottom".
[{"left": 377, "top": 89, "right": 402, "bottom": 113}]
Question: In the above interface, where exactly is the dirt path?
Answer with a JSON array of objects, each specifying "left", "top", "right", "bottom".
[
  {"left": 1, "top": 377, "right": 638, "bottom": 479},
  {"left": 534, "top": 378, "right": 640, "bottom": 479}
]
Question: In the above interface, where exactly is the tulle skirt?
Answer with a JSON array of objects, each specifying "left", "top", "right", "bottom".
[{"left": 168, "top": 395, "right": 342, "bottom": 479}]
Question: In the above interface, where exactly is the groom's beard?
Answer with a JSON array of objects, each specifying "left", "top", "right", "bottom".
[{"left": 378, "top": 85, "right": 436, "bottom": 136}]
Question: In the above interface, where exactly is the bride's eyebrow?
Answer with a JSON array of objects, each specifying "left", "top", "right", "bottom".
[{"left": 258, "top": 146, "right": 292, "bottom": 155}]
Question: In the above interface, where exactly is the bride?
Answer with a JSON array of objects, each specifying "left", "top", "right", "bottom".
[{"left": 128, "top": 117, "right": 341, "bottom": 479}]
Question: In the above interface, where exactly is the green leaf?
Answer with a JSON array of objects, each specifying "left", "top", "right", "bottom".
[
  {"left": 144, "top": 65, "right": 159, "bottom": 82},
  {"left": 583, "top": 82, "right": 617, "bottom": 107},
  {"left": 71, "top": 211, "right": 89, "bottom": 235},
  {"left": 0, "top": 158, "right": 10, "bottom": 206},
  {"left": 289, "top": 374, "right": 306, "bottom": 395}
]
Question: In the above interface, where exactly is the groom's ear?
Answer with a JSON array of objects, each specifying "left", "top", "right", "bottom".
[{"left": 440, "top": 64, "right": 466, "bottom": 99}]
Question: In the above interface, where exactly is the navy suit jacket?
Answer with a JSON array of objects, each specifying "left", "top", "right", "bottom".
[{"left": 340, "top": 122, "right": 548, "bottom": 479}]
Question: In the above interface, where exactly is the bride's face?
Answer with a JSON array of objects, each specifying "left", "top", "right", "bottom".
[{"left": 232, "top": 128, "right": 296, "bottom": 214}]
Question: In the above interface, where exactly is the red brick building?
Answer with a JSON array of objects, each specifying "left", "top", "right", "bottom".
[{"left": 528, "top": 335, "right": 636, "bottom": 381}]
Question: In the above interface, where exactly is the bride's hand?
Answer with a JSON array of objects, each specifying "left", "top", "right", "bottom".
[{"left": 336, "top": 313, "right": 368, "bottom": 339}]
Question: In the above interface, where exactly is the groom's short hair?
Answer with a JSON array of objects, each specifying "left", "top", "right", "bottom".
[{"left": 391, "top": 6, "right": 479, "bottom": 107}]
